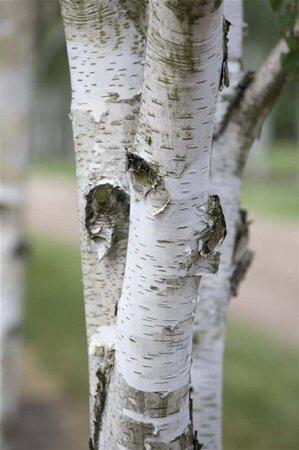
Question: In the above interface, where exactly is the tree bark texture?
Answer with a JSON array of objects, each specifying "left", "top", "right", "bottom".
[
  {"left": 191, "top": 1, "right": 243, "bottom": 448},
  {"left": 60, "top": 0, "right": 147, "bottom": 440},
  {"left": 192, "top": 2, "right": 290, "bottom": 449}
]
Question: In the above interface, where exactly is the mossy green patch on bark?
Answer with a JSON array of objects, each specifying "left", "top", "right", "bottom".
[
  {"left": 118, "top": 0, "right": 147, "bottom": 39},
  {"left": 165, "top": 0, "right": 218, "bottom": 24}
]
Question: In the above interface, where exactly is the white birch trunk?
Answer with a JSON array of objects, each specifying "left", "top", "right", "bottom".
[
  {"left": 59, "top": 0, "right": 147, "bottom": 444},
  {"left": 192, "top": 3, "right": 290, "bottom": 450},
  {"left": 191, "top": 1, "right": 244, "bottom": 448},
  {"left": 96, "top": 1, "right": 225, "bottom": 447},
  {"left": 0, "top": 2, "right": 34, "bottom": 448}
]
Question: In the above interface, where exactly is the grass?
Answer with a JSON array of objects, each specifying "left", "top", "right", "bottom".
[
  {"left": 224, "top": 323, "right": 299, "bottom": 450},
  {"left": 30, "top": 157, "right": 76, "bottom": 179},
  {"left": 241, "top": 179, "right": 298, "bottom": 221},
  {"left": 25, "top": 236, "right": 299, "bottom": 449},
  {"left": 24, "top": 235, "right": 88, "bottom": 401},
  {"left": 241, "top": 143, "right": 298, "bottom": 221}
]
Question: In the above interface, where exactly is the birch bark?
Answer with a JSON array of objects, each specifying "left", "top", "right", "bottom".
[
  {"left": 96, "top": 1, "right": 225, "bottom": 448},
  {"left": 192, "top": 3, "right": 291, "bottom": 449},
  {"left": 191, "top": 2, "right": 243, "bottom": 449},
  {"left": 59, "top": 0, "right": 147, "bottom": 441},
  {"left": 0, "top": 2, "right": 34, "bottom": 448}
]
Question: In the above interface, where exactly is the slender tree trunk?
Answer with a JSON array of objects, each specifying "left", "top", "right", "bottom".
[
  {"left": 191, "top": 2, "right": 243, "bottom": 448},
  {"left": 192, "top": 3, "right": 291, "bottom": 449},
  {"left": 0, "top": 2, "right": 34, "bottom": 448},
  {"left": 95, "top": 1, "right": 225, "bottom": 448},
  {"left": 60, "top": 0, "right": 147, "bottom": 440}
]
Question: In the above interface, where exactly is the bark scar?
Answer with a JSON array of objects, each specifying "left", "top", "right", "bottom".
[
  {"left": 85, "top": 183, "right": 129, "bottom": 261},
  {"left": 126, "top": 150, "right": 170, "bottom": 215}
]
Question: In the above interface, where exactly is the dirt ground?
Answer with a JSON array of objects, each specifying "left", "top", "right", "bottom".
[
  {"left": 11, "top": 351, "right": 89, "bottom": 450},
  {"left": 12, "top": 174, "right": 297, "bottom": 450}
]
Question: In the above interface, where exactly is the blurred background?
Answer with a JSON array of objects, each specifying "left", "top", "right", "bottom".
[{"left": 1, "top": 0, "right": 298, "bottom": 449}]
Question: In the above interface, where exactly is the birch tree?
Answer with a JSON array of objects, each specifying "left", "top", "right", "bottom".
[
  {"left": 60, "top": 0, "right": 298, "bottom": 448},
  {"left": 0, "top": 2, "right": 34, "bottom": 448},
  {"left": 192, "top": 1, "right": 298, "bottom": 448}
]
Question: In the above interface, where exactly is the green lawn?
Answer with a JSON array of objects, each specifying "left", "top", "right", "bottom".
[
  {"left": 25, "top": 236, "right": 299, "bottom": 449},
  {"left": 241, "top": 143, "right": 298, "bottom": 221}
]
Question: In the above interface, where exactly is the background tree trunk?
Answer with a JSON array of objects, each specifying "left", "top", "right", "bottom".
[
  {"left": 192, "top": 1, "right": 243, "bottom": 448},
  {"left": 0, "top": 2, "right": 35, "bottom": 448},
  {"left": 192, "top": 2, "right": 291, "bottom": 449}
]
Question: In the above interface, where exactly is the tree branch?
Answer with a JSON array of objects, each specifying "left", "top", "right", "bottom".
[{"left": 221, "top": 38, "right": 289, "bottom": 175}]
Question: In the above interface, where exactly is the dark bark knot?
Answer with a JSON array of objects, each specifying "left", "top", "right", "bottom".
[
  {"left": 85, "top": 184, "right": 129, "bottom": 260},
  {"left": 126, "top": 151, "right": 169, "bottom": 215},
  {"left": 230, "top": 209, "right": 254, "bottom": 295}
]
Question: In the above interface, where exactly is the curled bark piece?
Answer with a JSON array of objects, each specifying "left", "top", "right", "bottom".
[
  {"left": 202, "top": 195, "right": 227, "bottom": 254},
  {"left": 186, "top": 195, "right": 226, "bottom": 275}
]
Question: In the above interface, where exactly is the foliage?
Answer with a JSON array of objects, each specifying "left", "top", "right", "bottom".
[{"left": 270, "top": 0, "right": 299, "bottom": 77}]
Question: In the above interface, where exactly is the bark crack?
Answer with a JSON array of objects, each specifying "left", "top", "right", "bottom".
[
  {"left": 90, "top": 349, "right": 115, "bottom": 450},
  {"left": 230, "top": 209, "right": 254, "bottom": 296},
  {"left": 219, "top": 18, "right": 231, "bottom": 91}
]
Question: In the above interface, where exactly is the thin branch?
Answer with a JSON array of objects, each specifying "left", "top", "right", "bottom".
[{"left": 221, "top": 38, "right": 289, "bottom": 174}]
